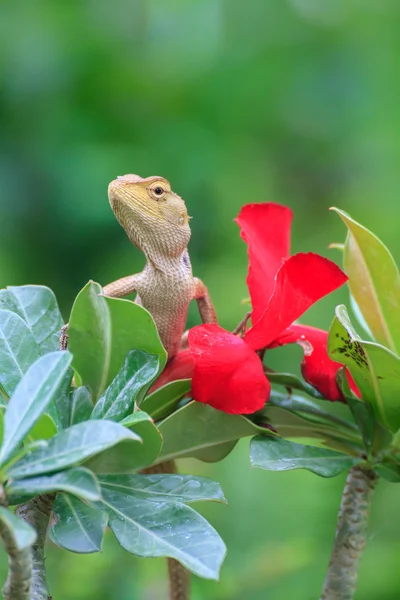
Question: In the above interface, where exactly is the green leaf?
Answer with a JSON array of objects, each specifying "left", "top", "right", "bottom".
[
  {"left": 0, "top": 309, "right": 40, "bottom": 396},
  {"left": 335, "top": 367, "right": 378, "bottom": 455},
  {"left": 49, "top": 368, "right": 74, "bottom": 431},
  {"left": 157, "top": 401, "right": 267, "bottom": 463},
  {"left": 250, "top": 436, "right": 359, "bottom": 477},
  {"left": 97, "top": 477, "right": 226, "bottom": 579},
  {"left": 0, "top": 506, "right": 37, "bottom": 550},
  {"left": 91, "top": 350, "right": 160, "bottom": 421},
  {"left": 8, "top": 420, "right": 141, "bottom": 478},
  {"left": 0, "top": 285, "right": 64, "bottom": 353},
  {"left": 84, "top": 412, "right": 162, "bottom": 473},
  {"left": 374, "top": 461, "right": 400, "bottom": 482},
  {"left": 29, "top": 413, "right": 58, "bottom": 441},
  {"left": 266, "top": 372, "right": 323, "bottom": 399},
  {"left": 0, "top": 351, "right": 73, "bottom": 467},
  {"left": 50, "top": 493, "right": 107, "bottom": 553},
  {"left": 98, "top": 474, "right": 227, "bottom": 504},
  {"left": 6, "top": 467, "right": 101, "bottom": 504},
  {"left": 333, "top": 208, "right": 400, "bottom": 354},
  {"left": 70, "top": 387, "right": 93, "bottom": 425},
  {"left": 141, "top": 379, "right": 192, "bottom": 420},
  {"left": 268, "top": 390, "right": 357, "bottom": 432},
  {"left": 68, "top": 282, "right": 167, "bottom": 401},
  {"left": 328, "top": 305, "right": 400, "bottom": 431},
  {"left": 260, "top": 404, "right": 362, "bottom": 456}
]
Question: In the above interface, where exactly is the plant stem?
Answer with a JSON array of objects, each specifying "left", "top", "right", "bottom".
[
  {"left": 1, "top": 521, "right": 32, "bottom": 600},
  {"left": 16, "top": 494, "right": 55, "bottom": 600},
  {"left": 320, "top": 464, "right": 378, "bottom": 600}
]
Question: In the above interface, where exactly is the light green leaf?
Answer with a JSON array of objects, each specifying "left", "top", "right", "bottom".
[
  {"left": 98, "top": 474, "right": 227, "bottom": 504},
  {"left": 68, "top": 282, "right": 166, "bottom": 401},
  {"left": 70, "top": 387, "right": 93, "bottom": 425},
  {"left": 8, "top": 420, "right": 141, "bottom": 477},
  {"left": 0, "top": 506, "right": 37, "bottom": 550},
  {"left": 250, "top": 436, "right": 359, "bottom": 477},
  {"left": 85, "top": 412, "right": 162, "bottom": 473},
  {"left": 0, "top": 285, "right": 64, "bottom": 353},
  {"left": 333, "top": 208, "right": 400, "bottom": 353},
  {"left": 0, "top": 309, "right": 41, "bottom": 396},
  {"left": 98, "top": 478, "right": 226, "bottom": 579},
  {"left": 6, "top": 467, "right": 101, "bottom": 504},
  {"left": 157, "top": 401, "right": 268, "bottom": 463},
  {"left": 328, "top": 305, "right": 400, "bottom": 431},
  {"left": 29, "top": 413, "right": 58, "bottom": 441},
  {"left": 141, "top": 379, "right": 192, "bottom": 420},
  {"left": 91, "top": 350, "right": 160, "bottom": 421},
  {"left": 50, "top": 493, "right": 107, "bottom": 553},
  {"left": 0, "top": 351, "right": 73, "bottom": 467}
]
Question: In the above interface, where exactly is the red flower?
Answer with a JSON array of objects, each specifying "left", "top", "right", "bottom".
[
  {"left": 270, "top": 324, "right": 359, "bottom": 401},
  {"left": 158, "top": 203, "right": 349, "bottom": 414},
  {"left": 188, "top": 325, "right": 269, "bottom": 414}
]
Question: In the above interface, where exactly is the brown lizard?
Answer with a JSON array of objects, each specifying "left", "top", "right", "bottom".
[
  {"left": 104, "top": 174, "right": 217, "bottom": 356},
  {"left": 103, "top": 173, "right": 218, "bottom": 600}
]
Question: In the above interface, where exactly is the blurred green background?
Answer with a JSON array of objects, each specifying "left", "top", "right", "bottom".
[{"left": 1, "top": 0, "right": 400, "bottom": 598}]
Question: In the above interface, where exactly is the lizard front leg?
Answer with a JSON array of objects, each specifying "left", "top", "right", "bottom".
[
  {"left": 102, "top": 273, "right": 141, "bottom": 298},
  {"left": 179, "top": 278, "right": 217, "bottom": 351},
  {"left": 193, "top": 277, "right": 217, "bottom": 324}
]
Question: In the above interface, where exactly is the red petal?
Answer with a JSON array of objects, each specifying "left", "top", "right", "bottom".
[
  {"left": 270, "top": 324, "right": 360, "bottom": 401},
  {"left": 188, "top": 324, "right": 270, "bottom": 414},
  {"left": 235, "top": 203, "right": 293, "bottom": 323},
  {"left": 244, "top": 253, "right": 348, "bottom": 350},
  {"left": 150, "top": 349, "right": 194, "bottom": 393}
]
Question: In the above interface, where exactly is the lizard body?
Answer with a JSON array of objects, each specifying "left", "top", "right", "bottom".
[{"left": 104, "top": 174, "right": 216, "bottom": 358}]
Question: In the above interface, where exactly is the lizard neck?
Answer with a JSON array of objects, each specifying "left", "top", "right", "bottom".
[{"left": 144, "top": 248, "right": 193, "bottom": 276}]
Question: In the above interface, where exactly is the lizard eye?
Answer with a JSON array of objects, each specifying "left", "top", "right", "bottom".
[{"left": 154, "top": 187, "right": 164, "bottom": 196}]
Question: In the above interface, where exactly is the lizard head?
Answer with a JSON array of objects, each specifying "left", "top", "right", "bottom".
[{"left": 108, "top": 174, "right": 191, "bottom": 260}]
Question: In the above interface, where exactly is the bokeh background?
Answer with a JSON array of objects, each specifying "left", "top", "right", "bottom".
[{"left": 1, "top": 1, "right": 400, "bottom": 598}]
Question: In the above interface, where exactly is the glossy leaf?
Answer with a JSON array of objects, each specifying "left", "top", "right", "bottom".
[
  {"left": 268, "top": 390, "right": 357, "bottom": 432},
  {"left": 333, "top": 208, "right": 400, "bottom": 353},
  {"left": 0, "top": 285, "right": 64, "bottom": 353},
  {"left": 98, "top": 474, "right": 227, "bottom": 505},
  {"left": 335, "top": 367, "right": 376, "bottom": 455},
  {"left": 8, "top": 420, "right": 141, "bottom": 477},
  {"left": 50, "top": 493, "right": 107, "bottom": 553},
  {"left": 91, "top": 350, "right": 160, "bottom": 421},
  {"left": 250, "top": 436, "right": 359, "bottom": 477},
  {"left": 374, "top": 461, "right": 400, "bottom": 483},
  {"left": 70, "top": 387, "right": 93, "bottom": 425},
  {"left": 157, "top": 401, "right": 268, "bottom": 463},
  {"left": 85, "top": 412, "right": 162, "bottom": 473},
  {"left": 6, "top": 467, "right": 101, "bottom": 504},
  {"left": 68, "top": 282, "right": 166, "bottom": 401},
  {"left": 0, "top": 309, "right": 40, "bottom": 396},
  {"left": 266, "top": 372, "right": 323, "bottom": 399},
  {"left": 260, "top": 405, "right": 363, "bottom": 456},
  {"left": 328, "top": 305, "right": 400, "bottom": 431},
  {"left": 141, "top": 379, "right": 192, "bottom": 420},
  {"left": 0, "top": 351, "right": 73, "bottom": 467},
  {"left": 98, "top": 478, "right": 226, "bottom": 579},
  {"left": 49, "top": 368, "right": 74, "bottom": 431},
  {"left": 0, "top": 506, "right": 37, "bottom": 550}
]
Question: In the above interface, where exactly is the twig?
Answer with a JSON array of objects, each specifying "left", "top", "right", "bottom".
[
  {"left": 320, "top": 464, "right": 378, "bottom": 600},
  {"left": 16, "top": 494, "right": 56, "bottom": 600}
]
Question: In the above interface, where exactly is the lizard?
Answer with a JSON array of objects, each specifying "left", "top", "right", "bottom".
[{"left": 103, "top": 173, "right": 218, "bottom": 600}]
